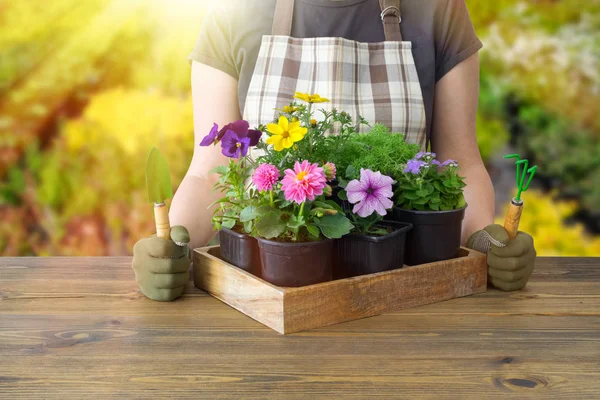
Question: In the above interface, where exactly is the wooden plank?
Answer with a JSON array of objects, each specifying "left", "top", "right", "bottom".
[
  {"left": 192, "top": 247, "right": 286, "bottom": 333},
  {"left": 283, "top": 248, "right": 487, "bottom": 333},
  {"left": 0, "top": 257, "right": 599, "bottom": 399},
  {"left": 192, "top": 247, "right": 487, "bottom": 334}
]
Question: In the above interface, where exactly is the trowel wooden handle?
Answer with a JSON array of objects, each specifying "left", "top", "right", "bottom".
[
  {"left": 503, "top": 199, "right": 523, "bottom": 240},
  {"left": 154, "top": 202, "right": 171, "bottom": 239}
]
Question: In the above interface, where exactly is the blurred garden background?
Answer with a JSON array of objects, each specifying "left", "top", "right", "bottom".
[{"left": 0, "top": 0, "right": 598, "bottom": 256}]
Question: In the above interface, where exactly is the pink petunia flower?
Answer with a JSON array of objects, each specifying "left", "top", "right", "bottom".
[
  {"left": 346, "top": 169, "right": 394, "bottom": 217},
  {"left": 253, "top": 163, "right": 280, "bottom": 192},
  {"left": 281, "top": 160, "right": 327, "bottom": 204}
]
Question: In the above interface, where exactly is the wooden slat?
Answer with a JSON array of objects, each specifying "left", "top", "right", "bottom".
[{"left": 0, "top": 256, "right": 599, "bottom": 399}]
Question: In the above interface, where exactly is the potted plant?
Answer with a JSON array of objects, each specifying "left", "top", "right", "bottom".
[
  {"left": 237, "top": 93, "right": 354, "bottom": 286},
  {"left": 200, "top": 120, "right": 263, "bottom": 274},
  {"left": 391, "top": 152, "right": 467, "bottom": 265},
  {"left": 240, "top": 159, "right": 352, "bottom": 287},
  {"left": 334, "top": 168, "right": 412, "bottom": 278}
]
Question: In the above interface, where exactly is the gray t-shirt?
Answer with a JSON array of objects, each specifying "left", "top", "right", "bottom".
[{"left": 189, "top": 0, "right": 482, "bottom": 142}]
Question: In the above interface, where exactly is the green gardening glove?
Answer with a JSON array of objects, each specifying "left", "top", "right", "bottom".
[
  {"left": 467, "top": 224, "right": 536, "bottom": 291},
  {"left": 132, "top": 226, "right": 191, "bottom": 301}
]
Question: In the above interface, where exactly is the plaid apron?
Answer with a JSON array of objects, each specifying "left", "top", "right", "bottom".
[{"left": 244, "top": 0, "right": 427, "bottom": 149}]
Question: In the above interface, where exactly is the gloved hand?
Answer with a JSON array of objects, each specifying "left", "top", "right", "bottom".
[
  {"left": 132, "top": 226, "right": 191, "bottom": 301},
  {"left": 467, "top": 224, "right": 536, "bottom": 291}
]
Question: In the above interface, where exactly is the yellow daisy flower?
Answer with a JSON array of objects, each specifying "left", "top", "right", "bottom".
[
  {"left": 274, "top": 105, "right": 299, "bottom": 113},
  {"left": 294, "top": 92, "right": 330, "bottom": 103},
  {"left": 266, "top": 116, "right": 307, "bottom": 151}
]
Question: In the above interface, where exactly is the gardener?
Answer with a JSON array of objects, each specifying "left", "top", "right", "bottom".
[{"left": 132, "top": 0, "right": 536, "bottom": 301}]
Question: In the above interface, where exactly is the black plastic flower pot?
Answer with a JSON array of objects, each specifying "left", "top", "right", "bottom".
[
  {"left": 257, "top": 238, "right": 333, "bottom": 287},
  {"left": 333, "top": 221, "right": 413, "bottom": 279},
  {"left": 390, "top": 207, "right": 466, "bottom": 265},
  {"left": 219, "top": 228, "right": 261, "bottom": 275}
]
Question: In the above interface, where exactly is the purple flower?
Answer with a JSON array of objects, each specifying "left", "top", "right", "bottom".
[
  {"left": 431, "top": 160, "right": 442, "bottom": 166},
  {"left": 199, "top": 123, "right": 219, "bottom": 146},
  {"left": 346, "top": 169, "right": 394, "bottom": 218},
  {"left": 404, "top": 159, "right": 426, "bottom": 174},
  {"left": 441, "top": 159, "right": 458, "bottom": 167},
  {"left": 415, "top": 151, "right": 436, "bottom": 160},
  {"left": 199, "top": 120, "right": 262, "bottom": 150},
  {"left": 221, "top": 129, "right": 251, "bottom": 158}
]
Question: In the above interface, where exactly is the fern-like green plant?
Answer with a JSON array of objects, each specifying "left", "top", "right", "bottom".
[{"left": 330, "top": 123, "right": 420, "bottom": 179}]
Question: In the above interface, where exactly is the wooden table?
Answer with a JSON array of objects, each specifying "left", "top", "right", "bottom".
[{"left": 1, "top": 257, "right": 598, "bottom": 399}]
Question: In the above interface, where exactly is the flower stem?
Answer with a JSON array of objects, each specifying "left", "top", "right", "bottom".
[{"left": 269, "top": 190, "right": 274, "bottom": 207}]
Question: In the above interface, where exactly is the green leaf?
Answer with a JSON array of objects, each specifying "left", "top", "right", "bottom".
[
  {"left": 429, "top": 202, "right": 440, "bottom": 211},
  {"left": 345, "top": 165, "right": 356, "bottom": 179},
  {"left": 415, "top": 189, "right": 429, "bottom": 198},
  {"left": 433, "top": 181, "right": 445, "bottom": 192},
  {"left": 243, "top": 220, "right": 253, "bottom": 233},
  {"left": 256, "top": 211, "right": 286, "bottom": 239},
  {"left": 306, "top": 224, "right": 320, "bottom": 238},
  {"left": 209, "top": 165, "right": 229, "bottom": 175},
  {"left": 338, "top": 178, "right": 348, "bottom": 189},
  {"left": 325, "top": 200, "right": 343, "bottom": 213},
  {"left": 287, "top": 215, "right": 305, "bottom": 229},
  {"left": 337, "top": 190, "right": 348, "bottom": 201},
  {"left": 403, "top": 191, "right": 420, "bottom": 200},
  {"left": 239, "top": 205, "right": 260, "bottom": 222},
  {"left": 314, "top": 214, "right": 354, "bottom": 239},
  {"left": 222, "top": 218, "right": 236, "bottom": 229}
]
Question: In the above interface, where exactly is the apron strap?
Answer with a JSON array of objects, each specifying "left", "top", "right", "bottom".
[
  {"left": 379, "top": 0, "right": 402, "bottom": 41},
  {"left": 272, "top": 0, "right": 295, "bottom": 36}
]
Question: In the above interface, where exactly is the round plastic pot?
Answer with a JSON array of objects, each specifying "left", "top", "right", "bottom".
[
  {"left": 219, "top": 228, "right": 261, "bottom": 275},
  {"left": 391, "top": 207, "right": 466, "bottom": 266},
  {"left": 257, "top": 238, "right": 333, "bottom": 287},
  {"left": 334, "top": 221, "right": 413, "bottom": 279}
]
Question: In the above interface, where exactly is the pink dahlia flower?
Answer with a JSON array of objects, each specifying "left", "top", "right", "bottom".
[
  {"left": 252, "top": 163, "right": 280, "bottom": 192},
  {"left": 281, "top": 160, "right": 327, "bottom": 204},
  {"left": 346, "top": 169, "right": 394, "bottom": 217}
]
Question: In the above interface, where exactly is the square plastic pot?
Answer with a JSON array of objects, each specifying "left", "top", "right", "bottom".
[
  {"left": 391, "top": 206, "right": 466, "bottom": 265},
  {"left": 334, "top": 221, "right": 413, "bottom": 279}
]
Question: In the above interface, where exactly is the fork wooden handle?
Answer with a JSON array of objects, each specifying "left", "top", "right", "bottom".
[{"left": 503, "top": 198, "right": 523, "bottom": 240}]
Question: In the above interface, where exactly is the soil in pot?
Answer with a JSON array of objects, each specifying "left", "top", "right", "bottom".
[
  {"left": 219, "top": 227, "right": 261, "bottom": 275},
  {"left": 334, "top": 221, "right": 413, "bottom": 279},
  {"left": 257, "top": 238, "right": 333, "bottom": 287},
  {"left": 391, "top": 207, "right": 466, "bottom": 266}
]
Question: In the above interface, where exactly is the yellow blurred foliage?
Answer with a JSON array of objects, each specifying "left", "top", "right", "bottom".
[{"left": 496, "top": 190, "right": 600, "bottom": 256}]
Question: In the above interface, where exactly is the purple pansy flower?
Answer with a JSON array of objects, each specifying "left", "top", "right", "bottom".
[
  {"left": 404, "top": 159, "right": 426, "bottom": 174},
  {"left": 346, "top": 169, "right": 394, "bottom": 218},
  {"left": 199, "top": 123, "right": 219, "bottom": 146},
  {"left": 199, "top": 120, "right": 262, "bottom": 150},
  {"left": 221, "top": 129, "right": 251, "bottom": 158}
]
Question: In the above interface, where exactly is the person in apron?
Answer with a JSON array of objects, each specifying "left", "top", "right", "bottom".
[{"left": 132, "top": 0, "right": 536, "bottom": 301}]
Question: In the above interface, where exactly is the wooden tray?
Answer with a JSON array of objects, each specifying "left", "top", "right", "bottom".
[{"left": 192, "top": 246, "right": 487, "bottom": 334}]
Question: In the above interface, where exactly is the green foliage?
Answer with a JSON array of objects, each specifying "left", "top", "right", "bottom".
[
  {"left": 395, "top": 156, "right": 467, "bottom": 211},
  {"left": 209, "top": 159, "right": 254, "bottom": 231},
  {"left": 330, "top": 123, "right": 420, "bottom": 179},
  {"left": 515, "top": 104, "right": 600, "bottom": 213}
]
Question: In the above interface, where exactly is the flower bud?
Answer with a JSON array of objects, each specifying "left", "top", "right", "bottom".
[
  {"left": 323, "top": 184, "right": 332, "bottom": 197},
  {"left": 310, "top": 119, "right": 317, "bottom": 127},
  {"left": 323, "top": 162, "right": 337, "bottom": 182}
]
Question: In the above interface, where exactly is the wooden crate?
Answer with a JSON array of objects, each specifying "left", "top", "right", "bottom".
[{"left": 192, "top": 246, "right": 487, "bottom": 334}]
